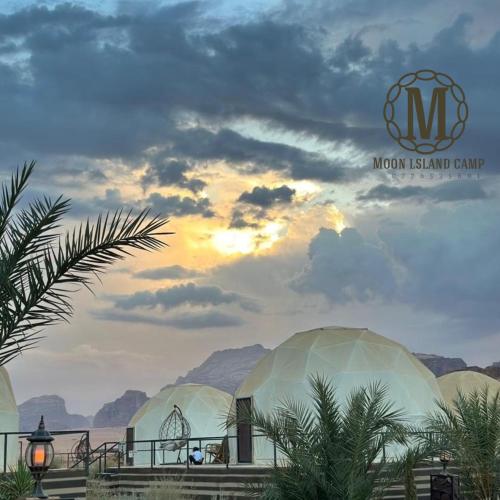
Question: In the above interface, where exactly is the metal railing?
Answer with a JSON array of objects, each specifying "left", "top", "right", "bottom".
[
  {"left": 86, "top": 431, "right": 445, "bottom": 476},
  {"left": 89, "top": 433, "right": 278, "bottom": 475},
  {"left": 0, "top": 429, "right": 90, "bottom": 474},
  {"left": 71, "top": 439, "right": 121, "bottom": 472},
  {"left": 2, "top": 428, "right": 445, "bottom": 478}
]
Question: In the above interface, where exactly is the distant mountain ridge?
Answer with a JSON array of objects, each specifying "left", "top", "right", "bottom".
[
  {"left": 462, "top": 365, "right": 500, "bottom": 380},
  {"left": 93, "top": 390, "right": 149, "bottom": 428},
  {"left": 175, "top": 344, "right": 270, "bottom": 394},
  {"left": 413, "top": 353, "right": 467, "bottom": 377},
  {"left": 18, "top": 347, "right": 500, "bottom": 431},
  {"left": 18, "top": 395, "right": 90, "bottom": 432}
]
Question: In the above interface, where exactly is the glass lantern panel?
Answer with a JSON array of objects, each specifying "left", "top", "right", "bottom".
[{"left": 33, "top": 445, "right": 46, "bottom": 467}]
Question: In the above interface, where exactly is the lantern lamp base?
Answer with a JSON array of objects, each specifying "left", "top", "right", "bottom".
[{"left": 32, "top": 479, "right": 48, "bottom": 499}]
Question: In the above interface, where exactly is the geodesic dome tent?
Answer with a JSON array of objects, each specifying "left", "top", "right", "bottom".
[
  {"left": 0, "top": 367, "right": 19, "bottom": 470},
  {"left": 437, "top": 370, "right": 500, "bottom": 406},
  {"left": 129, "top": 384, "right": 231, "bottom": 465},
  {"left": 230, "top": 326, "right": 442, "bottom": 464}
]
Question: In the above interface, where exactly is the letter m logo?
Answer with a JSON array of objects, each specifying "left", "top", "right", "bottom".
[{"left": 404, "top": 87, "right": 449, "bottom": 140}]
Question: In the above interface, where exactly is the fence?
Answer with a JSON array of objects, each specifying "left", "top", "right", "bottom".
[
  {"left": 81, "top": 433, "right": 278, "bottom": 475},
  {"left": 1, "top": 428, "right": 444, "bottom": 477},
  {"left": 0, "top": 429, "right": 90, "bottom": 474}
]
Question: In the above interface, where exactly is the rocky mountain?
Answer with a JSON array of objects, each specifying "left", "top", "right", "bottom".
[
  {"left": 175, "top": 344, "right": 270, "bottom": 394},
  {"left": 462, "top": 364, "right": 500, "bottom": 380},
  {"left": 413, "top": 353, "right": 467, "bottom": 376},
  {"left": 18, "top": 395, "right": 90, "bottom": 432},
  {"left": 93, "top": 390, "right": 149, "bottom": 428},
  {"left": 485, "top": 365, "right": 500, "bottom": 379}
]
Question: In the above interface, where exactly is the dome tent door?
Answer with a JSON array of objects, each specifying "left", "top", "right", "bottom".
[{"left": 236, "top": 398, "right": 252, "bottom": 463}]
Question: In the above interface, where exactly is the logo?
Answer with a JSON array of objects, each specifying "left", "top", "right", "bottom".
[{"left": 383, "top": 69, "right": 468, "bottom": 154}]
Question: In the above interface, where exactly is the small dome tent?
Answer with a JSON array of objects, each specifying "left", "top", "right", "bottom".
[
  {"left": 0, "top": 367, "right": 19, "bottom": 470},
  {"left": 230, "top": 326, "right": 442, "bottom": 464},
  {"left": 437, "top": 370, "right": 500, "bottom": 406},
  {"left": 129, "top": 384, "right": 231, "bottom": 465}
]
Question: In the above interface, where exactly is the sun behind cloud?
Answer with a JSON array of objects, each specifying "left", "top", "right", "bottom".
[{"left": 212, "top": 221, "right": 286, "bottom": 255}]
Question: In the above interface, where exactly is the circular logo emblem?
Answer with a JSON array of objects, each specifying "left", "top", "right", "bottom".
[{"left": 383, "top": 69, "right": 468, "bottom": 154}]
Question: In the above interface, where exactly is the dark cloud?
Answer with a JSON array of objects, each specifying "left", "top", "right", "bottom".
[
  {"left": 1, "top": 3, "right": 496, "bottom": 184},
  {"left": 133, "top": 265, "right": 204, "bottom": 280},
  {"left": 0, "top": 4, "right": 124, "bottom": 38},
  {"left": 93, "top": 308, "right": 244, "bottom": 329},
  {"left": 111, "top": 282, "right": 260, "bottom": 312},
  {"left": 0, "top": 1, "right": 384, "bottom": 182},
  {"left": 169, "top": 127, "right": 361, "bottom": 183},
  {"left": 69, "top": 188, "right": 127, "bottom": 217},
  {"left": 238, "top": 184, "right": 296, "bottom": 207},
  {"left": 377, "top": 202, "right": 500, "bottom": 335},
  {"left": 68, "top": 188, "right": 215, "bottom": 219},
  {"left": 228, "top": 208, "right": 261, "bottom": 229},
  {"left": 278, "top": 0, "right": 434, "bottom": 26},
  {"left": 142, "top": 159, "right": 206, "bottom": 193},
  {"left": 145, "top": 192, "right": 215, "bottom": 218},
  {"left": 291, "top": 227, "right": 397, "bottom": 302},
  {"left": 358, "top": 181, "right": 488, "bottom": 203},
  {"left": 293, "top": 200, "right": 500, "bottom": 335},
  {"left": 164, "top": 311, "right": 244, "bottom": 329}
]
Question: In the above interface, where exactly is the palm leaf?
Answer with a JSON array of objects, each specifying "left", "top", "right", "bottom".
[{"left": 0, "top": 162, "right": 172, "bottom": 365}]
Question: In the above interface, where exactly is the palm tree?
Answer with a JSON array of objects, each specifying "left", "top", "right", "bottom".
[
  {"left": 0, "top": 161, "right": 171, "bottom": 365},
  {"left": 424, "top": 386, "right": 500, "bottom": 500},
  {"left": 231, "top": 375, "right": 408, "bottom": 500},
  {"left": 389, "top": 440, "right": 438, "bottom": 500}
]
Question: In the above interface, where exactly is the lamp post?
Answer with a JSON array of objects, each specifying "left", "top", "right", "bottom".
[
  {"left": 25, "top": 416, "right": 54, "bottom": 499},
  {"left": 440, "top": 449, "right": 451, "bottom": 473},
  {"left": 431, "top": 449, "right": 460, "bottom": 500}
]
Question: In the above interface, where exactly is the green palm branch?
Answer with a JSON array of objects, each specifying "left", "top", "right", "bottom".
[
  {"left": 229, "top": 375, "right": 409, "bottom": 500},
  {"left": 423, "top": 386, "right": 500, "bottom": 499},
  {"left": 0, "top": 161, "right": 172, "bottom": 365},
  {"left": 0, "top": 461, "right": 35, "bottom": 500}
]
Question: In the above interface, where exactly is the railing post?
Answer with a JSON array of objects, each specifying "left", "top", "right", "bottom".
[
  {"left": 3, "top": 434, "right": 7, "bottom": 473},
  {"left": 186, "top": 441, "right": 190, "bottom": 470},
  {"left": 85, "top": 431, "right": 90, "bottom": 476},
  {"left": 117, "top": 443, "right": 121, "bottom": 472},
  {"left": 273, "top": 438, "right": 277, "bottom": 468},
  {"left": 104, "top": 443, "right": 107, "bottom": 472},
  {"left": 152, "top": 440, "right": 156, "bottom": 468},
  {"left": 225, "top": 436, "right": 229, "bottom": 470}
]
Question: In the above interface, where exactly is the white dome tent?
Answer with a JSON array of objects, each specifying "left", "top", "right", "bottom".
[
  {"left": 129, "top": 384, "right": 232, "bottom": 466},
  {"left": 437, "top": 370, "right": 500, "bottom": 406},
  {"left": 0, "top": 367, "right": 19, "bottom": 471},
  {"left": 230, "top": 326, "right": 442, "bottom": 464}
]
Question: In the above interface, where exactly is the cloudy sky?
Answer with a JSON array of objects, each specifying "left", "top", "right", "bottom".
[{"left": 2, "top": 0, "right": 500, "bottom": 415}]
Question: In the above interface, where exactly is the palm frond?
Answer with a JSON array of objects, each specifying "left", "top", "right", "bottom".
[
  {"left": 425, "top": 386, "right": 500, "bottom": 499},
  {"left": 0, "top": 162, "right": 35, "bottom": 241},
  {"left": 0, "top": 162, "right": 172, "bottom": 365},
  {"left": 229, "top": 374, "right": 410, "bottom": 499}
]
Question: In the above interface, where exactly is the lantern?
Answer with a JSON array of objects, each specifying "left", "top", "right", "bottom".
[{"left": 25, "top": 416, "right": 54, "bottom": 499}]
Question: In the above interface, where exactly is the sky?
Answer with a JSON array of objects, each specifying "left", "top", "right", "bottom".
[{"left": 1, "top": 0, "right": 500, "bottom": 415}]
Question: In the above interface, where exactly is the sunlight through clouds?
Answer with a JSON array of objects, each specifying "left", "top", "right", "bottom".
[{"left": 212, "top": 221, "right": 287, "bottom": 255}]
